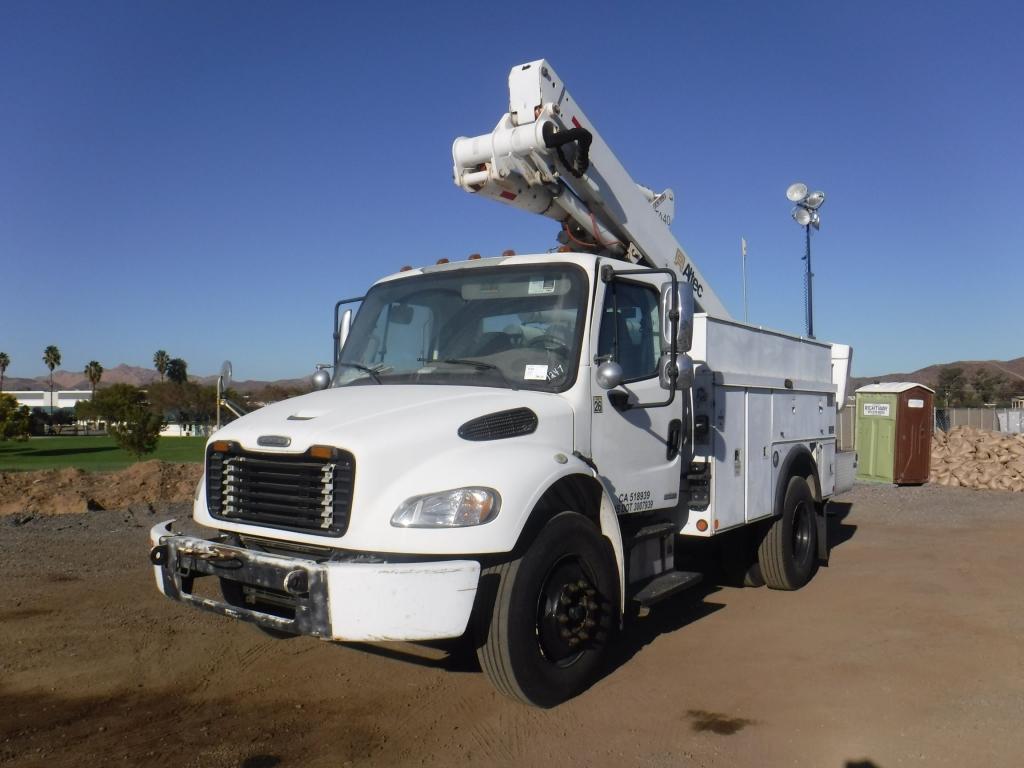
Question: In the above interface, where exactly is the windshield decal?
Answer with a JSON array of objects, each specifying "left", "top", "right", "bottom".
[{"left": 524, "top": 364, "right": 549, "bottom": 381}]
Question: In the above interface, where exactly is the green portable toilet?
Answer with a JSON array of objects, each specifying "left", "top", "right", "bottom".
[{"left": 855, "top": 383, "right": 934, "bottom": 484}]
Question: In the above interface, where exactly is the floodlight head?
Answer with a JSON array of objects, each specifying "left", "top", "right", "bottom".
[
  {"left": 792, "top": 206, "right": 812, "bottom": 226},
  {"left": 804, "top": 190, "right": 826, "bottom": 209},
  {"left": 786, "top": 182, "right": 808, "bottom": 203},
  {"left": 810, "top": 212, "right": 821, "bottom": 230}
]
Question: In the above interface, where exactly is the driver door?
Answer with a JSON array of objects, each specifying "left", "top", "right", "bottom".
[{"left": 589, "top": 272, "right": 684, "bottom": 514}]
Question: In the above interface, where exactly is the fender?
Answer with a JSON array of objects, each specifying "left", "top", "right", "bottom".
[
  {"left": 773, "top": 443, "right": 818, "bottom": 518},
  {"left": 517, "top": 454, "right": 627, "bottom": 617}
]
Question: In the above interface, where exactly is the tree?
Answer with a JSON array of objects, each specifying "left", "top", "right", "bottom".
[
  {"left": 84, "top": 360, "right": 104, "bottom": 396},
  {"left": 971, "top": 369, "right": 1013, "bottom": 406},
  {"left": 153, "top": 350, "right": 170, "bottom": 383},
  {"left": 109, "top": 404, "right": 163, "bottom": 458},
  {"left": 43, "top": 345, "right": 61, "bottom": 417},
  {"left": 0, "top": 351, "right": 9, "bottom": 392},
  {"left": 85, "top": 383, "right": 163, "bottom": 457},
  {"left": 0, "top": 393, "right": 31, "bottom": 441},
  {"left": 166, "top": 357, "right": 188, "bottom": 385},
  {"left": 936, "top": 366, "right": 966, "bottom": 407}
]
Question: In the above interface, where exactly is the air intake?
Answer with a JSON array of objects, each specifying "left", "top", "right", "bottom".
[{"left": 458, "top": 408, "right": 538, "bottom": 441}]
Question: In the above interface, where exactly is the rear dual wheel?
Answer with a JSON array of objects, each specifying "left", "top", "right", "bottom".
[{"left": 476, "top": 512, "right": 619, "bottom": 707}]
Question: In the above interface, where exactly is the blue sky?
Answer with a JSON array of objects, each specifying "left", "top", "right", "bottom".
[{"left": 2, "top": 1, "right": 1021, "bottom": 381}]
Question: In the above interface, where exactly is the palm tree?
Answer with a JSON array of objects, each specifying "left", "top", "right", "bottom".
[
  {"left": 153, "top": 350, "right": 170, "bottom": 383},
  {"left": 85, "top": 360, "right": 104, "bottom": 396},
  {"left": 0, "top": 352, "right": 9, "bottom": 393},
  {"left": 43, "top": 345, "right": 61, "bottom": 416}
]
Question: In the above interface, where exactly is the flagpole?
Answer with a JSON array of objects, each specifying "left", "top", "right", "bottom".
[{"left": 741, "top": 237, "right": 749, "bottom": 323}]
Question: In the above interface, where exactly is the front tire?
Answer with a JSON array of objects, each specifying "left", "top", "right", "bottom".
[
  {"left": 475, "top": 512, "right": 619, "bottom": 707},
  {"left": 757, "top": 475, "right": 818, "bottom": 590}
]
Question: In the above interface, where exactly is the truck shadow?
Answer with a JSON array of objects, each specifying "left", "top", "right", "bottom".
[
  {"left": 598, "top": 585, "right": 725, "bottom": 682},
  {"left": 827, "top": 500, "right": 857, "bottom": 550}
]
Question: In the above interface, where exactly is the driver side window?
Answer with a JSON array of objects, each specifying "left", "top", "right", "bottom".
[{"left": 597, "top": 281, "right": 661, "bottom": 381}]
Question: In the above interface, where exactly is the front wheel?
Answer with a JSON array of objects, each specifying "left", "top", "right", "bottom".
[
  {"left": 757, "top": 475, "right": 818, "bottom": 590},
  {"left": 475, "top": 512, "right": 619, "bottom": 707}
]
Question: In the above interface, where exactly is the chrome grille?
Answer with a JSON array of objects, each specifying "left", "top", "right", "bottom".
[{"left": 206, "top": 446, "right": 354, "bottom": 537}]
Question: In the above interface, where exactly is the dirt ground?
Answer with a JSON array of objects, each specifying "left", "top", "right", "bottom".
[
  {"left": 2, "top": 483, "right": 1023, "bottom": 768},
  {"left": 0, "top": 462, "right": 202, "bottom": 516}
]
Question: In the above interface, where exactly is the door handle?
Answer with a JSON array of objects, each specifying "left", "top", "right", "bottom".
[{"left": 667, "top": 419, "right": 682, "bottom": 460}]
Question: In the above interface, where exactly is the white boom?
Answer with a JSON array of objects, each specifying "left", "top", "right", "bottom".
[{"left": 452, "top": 59, "right": 731, "bottom": 319}]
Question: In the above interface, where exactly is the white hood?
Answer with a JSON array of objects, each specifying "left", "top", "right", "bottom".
[
  {"left": 216, "top": 384, "right": 573, "bottom": 456},
  {"left": 197, "top": 385, "right": 580, "bottom": 554}
]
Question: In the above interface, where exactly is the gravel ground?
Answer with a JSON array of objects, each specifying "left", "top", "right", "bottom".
[{"left": 1, "top": 483, "right": 1022, "bottom": 767}]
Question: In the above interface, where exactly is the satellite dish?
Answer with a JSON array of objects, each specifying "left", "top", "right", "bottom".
[
  {"left": 804, "top": 190, "right": 826, "bottom": 209},
  {"left": 786, "top": 182, "right": 808, "bottom": 203},
  {"left": 219, "top": 360, "right": 233, "bottom": 389},
  {"left": 792, "top": 207, "right": 812, "bottom": 226}
]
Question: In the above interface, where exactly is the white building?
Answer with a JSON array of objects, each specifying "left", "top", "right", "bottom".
[{"left": 7, "top": 390, "right": 93, "bottom": 410}]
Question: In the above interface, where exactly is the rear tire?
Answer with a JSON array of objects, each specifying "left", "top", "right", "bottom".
[
  {"left": 475, "top": 512, "right": 619, "bottom": 707},
  {"left": 758, "top": 476, "right": 818, "bottom": 590}
]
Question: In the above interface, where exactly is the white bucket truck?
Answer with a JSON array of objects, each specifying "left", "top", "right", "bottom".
[{"left": 150, "top": 60, "right": 853, "bottom": 707}]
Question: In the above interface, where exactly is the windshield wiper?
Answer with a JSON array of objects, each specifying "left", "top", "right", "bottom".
[
  {"left": 419, "top": 357, "right": 518, "bottom": 390},
  {"left": 336, "top": 360, "right": 384, "bottom": 384}
]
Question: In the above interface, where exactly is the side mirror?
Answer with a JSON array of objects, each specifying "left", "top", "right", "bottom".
[
  {"left": 337, "top": 309, "right": 354, "bottom": 355},
  {"left": 658, "top": 353, "right": 694, "bottom": 391},
  {"left": 659, "top": 281, "right": 695, "bottom": 353},
  {"left": 596, "top": 361, "right": 624, "bottom": 390},
  {"left": 312, "top": 367, "right": 331, "bottom": 391}
]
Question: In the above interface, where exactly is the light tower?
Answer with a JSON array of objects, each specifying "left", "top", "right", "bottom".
[{"left": 786, "top": 183, "right": 826, "bottom": 338}]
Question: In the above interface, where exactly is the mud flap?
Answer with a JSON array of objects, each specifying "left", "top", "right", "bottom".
[{"left": 816, "top": 503, "right": 829, "bottom": 566}]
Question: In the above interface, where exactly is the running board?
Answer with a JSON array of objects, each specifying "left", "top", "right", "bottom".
[{"left": 631, "top": 570, "right": 703, "bottom": 608}]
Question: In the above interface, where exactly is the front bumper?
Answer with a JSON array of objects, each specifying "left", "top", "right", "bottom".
[{"left": 149, "top": 520, "right": 481, "bottom": 642}]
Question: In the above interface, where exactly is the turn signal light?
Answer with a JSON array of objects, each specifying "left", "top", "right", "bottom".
[
  {"left": 436, "top": 258, "right": 450, "bottom": 264},
  {"left": 502, "top": 249, "right": 516, "bottom": 257},
  {"left": 468, "top": 253, "right": 481, "bottom": 260},
  {"left": 210, "top": 440, "right": 232, "bottom": 453},
  {"left": 309, "top": 444, "right": 336, "bottom": 460},
  {"left": 695, "top": 519, "right": 708, "bottom": 532},
  {"left": 400, "top": 265, "right": 413, "bottom": 271}
]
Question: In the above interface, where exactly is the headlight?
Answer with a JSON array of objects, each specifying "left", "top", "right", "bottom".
[{"left": 391, "top": 487, "right": 500, "bottom": 528}]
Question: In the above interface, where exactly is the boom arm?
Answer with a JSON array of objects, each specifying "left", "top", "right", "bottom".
[{"left": 452, "top": 59, "right": 730, "bottom": 319}]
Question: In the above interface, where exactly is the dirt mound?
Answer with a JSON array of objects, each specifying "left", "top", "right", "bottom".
[
  {"left": 0, "top": 461, "right": 203, "bottom": 516},
  {"left": 930, "top": 426, "right": 1024, "bottom": 492}
]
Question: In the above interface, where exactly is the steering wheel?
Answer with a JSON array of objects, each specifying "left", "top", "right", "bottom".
[{"left": 527, "top": 334, "right": 569, "bottom": 356}]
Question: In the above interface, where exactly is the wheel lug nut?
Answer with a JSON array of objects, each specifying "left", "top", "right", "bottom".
[
  {"left": 578, "top": 630, "right": 590, "bottom": 641},
  {"left": 559, "top": 594, "right": 571, "bottom": 606},
  {"left": 557, "top": 614, "right": 568, "bottom": 624},
  {"left": 585, "top": 588, "right": 596, "bottom": 598},
  {"left": 587, "top": 600, "right": 598, "bottom": 611},
  {"left": 584, "top": 618, "right": 596, "bottom": 629},
  {"left": 568, "top": 637, "right": 580, "bottom": 647},
  {"left": 560, "top": 628, "right": 572, "bottom": 639},
  {"left": 576, "top": 579, "right": 588, "bottom": 589}
]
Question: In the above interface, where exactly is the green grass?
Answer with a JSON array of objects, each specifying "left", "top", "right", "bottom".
[{"left": 0, "top": 435, "right": 207, "bottom": 472}]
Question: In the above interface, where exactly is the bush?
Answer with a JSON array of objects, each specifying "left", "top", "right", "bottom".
[
  {"left": 109, "top": 405, "right": 163, "bottom": 458},
  {"left": 0, "top": 393, "right": 31, "bottom": 441}
]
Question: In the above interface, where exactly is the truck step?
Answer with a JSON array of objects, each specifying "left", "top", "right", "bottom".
[
  {"left": 626, "top": 521, "right": 676, "bottom": 542},
  {"left": 631, "top": 570, "right": 703, "bottom": 608}
]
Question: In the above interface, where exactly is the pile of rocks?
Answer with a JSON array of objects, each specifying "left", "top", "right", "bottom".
[{"left": 931, "top": 426, "right": 1024, "bottom": 492}]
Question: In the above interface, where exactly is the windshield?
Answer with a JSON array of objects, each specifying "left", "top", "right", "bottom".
[{"left": 334, "top": 264, "right": 589, "bottom": 392}]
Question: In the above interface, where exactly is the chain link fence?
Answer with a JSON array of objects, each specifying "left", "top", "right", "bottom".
[{"left": 935, "top": 408, "right": 1024, "bottom": 434}]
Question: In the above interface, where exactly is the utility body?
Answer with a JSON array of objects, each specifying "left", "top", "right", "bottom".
[{"left": 150, "top": 60, "right": 854, "bottom": 707}]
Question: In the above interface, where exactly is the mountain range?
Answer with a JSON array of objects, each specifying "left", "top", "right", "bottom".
[{"left": 3, "top": 357, "right": 1023, "bottom": 396}]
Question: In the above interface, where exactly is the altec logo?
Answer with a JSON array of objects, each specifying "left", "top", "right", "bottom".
[{"left": 674, "top": 250, "right": 705, "bottom": 299}]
